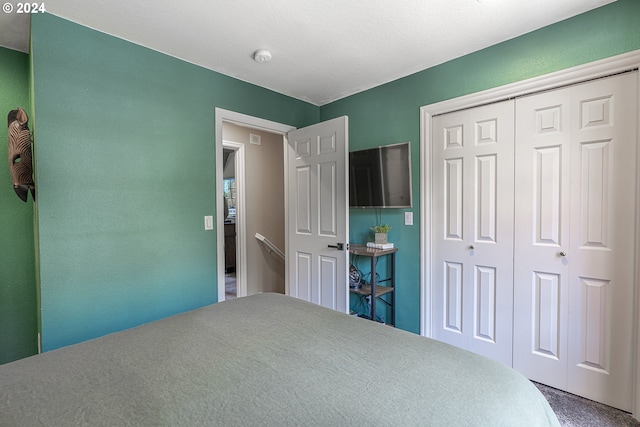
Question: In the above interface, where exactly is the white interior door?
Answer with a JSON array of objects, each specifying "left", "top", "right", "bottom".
[
  {"left": 286, "top": 116, "right": 349, "bottom": 312},
  {"left": 431, "top": 101, "right": 515, "bottom": 366},
  {"left": 513, "top": 72, "right": 637, "bottom": 411}
]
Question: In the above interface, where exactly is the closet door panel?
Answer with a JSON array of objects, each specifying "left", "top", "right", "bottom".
[
  {"left": 514, "top": 72, "right": 637, "bottom": 412},
  {"left": 513, "top": 88, "right": 572, "bottom": 390},
  {"left": 432, "top": 110, "right": 470, "bottom": 351},
  {"left": 533, "top": 272, "right": 561, "bottom": 358},
  {"left": 567, "top": 72, "right": 637, "bottom": 411},
  {"left": 432, "top": 100, "right": 514, "bottom": 366}
]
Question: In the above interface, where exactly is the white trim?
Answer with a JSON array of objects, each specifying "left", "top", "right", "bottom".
[
  {"left": 214, "top": 108, "right": 295, "bottom": 303},
  {"left": 423, "top": 50, "right": 640, "bottom": 118},
  {"left": 419, "top": 107, "right": 432, "bottom": 337},
  {"left": 634, "top": 68, "right": 640, "bottom": 421},
  {"left": 221, "top": 141, "right": 246, "bottom": 299},
  {"left": 282, "top": 134, "right": 291, "bottom": 297},
  {"left": 420, "top": 50, "right": 640, "bottom": 420}
]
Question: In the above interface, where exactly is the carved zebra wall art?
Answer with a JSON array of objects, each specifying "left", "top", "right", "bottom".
[{"left": 7, "top": 107, "right": 35, "bottom": 202}]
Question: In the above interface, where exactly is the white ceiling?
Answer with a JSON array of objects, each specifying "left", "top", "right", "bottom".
[
  {"left": 0, "top": 0, "right": 616, "bottom": 105},
  {"left": 0, "top": 7, "right": 29, "bottom": 53}
]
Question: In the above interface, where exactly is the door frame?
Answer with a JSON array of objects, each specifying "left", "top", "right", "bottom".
[
  {"left": 214, "top": 108, "right": 295, "bottom": 302},
  {"left": 419, "top": 49, "right": 640, "bottom": 419},
  {"left": 221, "top": 141, "right": 246, "bottom": 298}
]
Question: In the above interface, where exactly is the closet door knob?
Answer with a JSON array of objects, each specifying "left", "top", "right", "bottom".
[
  {"left": 559, "top": 251, "right": 567, "bottom": 257},
  {"left": 468, "top": 245, "right": 475, "bottom": 250}
]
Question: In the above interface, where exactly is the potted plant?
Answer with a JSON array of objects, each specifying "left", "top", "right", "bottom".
[{"left": 371, "top": 224, "right": 392, "bottom": 244}]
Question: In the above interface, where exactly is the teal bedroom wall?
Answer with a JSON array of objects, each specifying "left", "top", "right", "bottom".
[
  {"left": 0, "top": 47, "right": 38, "bottom": 363},
  {"left": 321, "top": 0, "right": 640, "bottom": 333},
  {"left": 27, "top": 0, "right": 640, "bottom": 351},
  {"left": 30, "top": 13, "right": 319, "bottom": 351}
]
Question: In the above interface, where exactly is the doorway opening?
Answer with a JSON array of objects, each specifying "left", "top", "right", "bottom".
[{"left": 215, "top": 109, "right": 295, "bottom": 302}]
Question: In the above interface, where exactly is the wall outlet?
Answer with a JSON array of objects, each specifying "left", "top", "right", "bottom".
[
  {"left": 405, "top": 211, "right": 413, "bottom": 226},
  {"left": 204, "top": 215, "right": 214, "bottom": 230}
]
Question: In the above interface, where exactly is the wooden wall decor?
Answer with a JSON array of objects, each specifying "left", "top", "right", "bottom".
[{"left": 7, "top": 107, "right": 35, "bottom": 202}]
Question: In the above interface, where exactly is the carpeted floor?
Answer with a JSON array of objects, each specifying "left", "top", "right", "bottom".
[
  {"left": 534, "top": 382, "right": 639, "bottom": 426},
  {"left": 225, "top": 273, "right": 237, "bottom": 300}
]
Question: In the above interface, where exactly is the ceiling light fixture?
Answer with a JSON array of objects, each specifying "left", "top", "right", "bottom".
[{"left": 253, "top": 49, "right": 272, "bottom": 63}]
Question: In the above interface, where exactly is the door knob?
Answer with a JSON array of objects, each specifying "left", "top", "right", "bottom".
[
  {"left": 468, "top": 245, "right": 475, "bottom": 250},
  {"left": 328, "top": 243, "right": 345, "bottom": 250},
  {"left": 559, "top": 251, "right": 567, "bottom": 257}
]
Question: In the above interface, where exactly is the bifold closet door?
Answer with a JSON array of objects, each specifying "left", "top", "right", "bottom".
[
  {"left": 431, "top": 100, "right": 515, "bottom": 367},
  {"left": 513, "top": 72, "right": 637, "bottom": 411},
  {"left": 512, "top": 87, "right": 572, "bottom": 391}
]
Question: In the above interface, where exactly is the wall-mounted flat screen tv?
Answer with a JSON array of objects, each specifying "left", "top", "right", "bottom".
[{"left": 349, "top": 142, "right": 412, "bottom": 208}]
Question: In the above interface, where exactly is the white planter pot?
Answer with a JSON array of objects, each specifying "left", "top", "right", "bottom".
[{"left": 374, "top": 232, "right": 388, "bottom": 244}]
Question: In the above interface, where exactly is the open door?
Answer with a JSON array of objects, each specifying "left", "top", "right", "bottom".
[{"left": 286, "top": 116, "right": 349, "bottom": 312}]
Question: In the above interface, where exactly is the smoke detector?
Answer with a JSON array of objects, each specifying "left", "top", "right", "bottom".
[{"left": 253, "top": 49, "right": 272, "bottom": 63}]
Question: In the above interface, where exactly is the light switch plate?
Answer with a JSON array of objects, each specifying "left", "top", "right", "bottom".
[
  {"left": 405, "top": 212, "right": 413, "bottom": 226},
  {"left": 204, "top": 215, "right": 214, "bottom": 230}
]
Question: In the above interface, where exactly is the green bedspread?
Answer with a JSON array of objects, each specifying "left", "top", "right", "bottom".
[{"left": 0, "top": 293, "right": 559, "bottom": 426}]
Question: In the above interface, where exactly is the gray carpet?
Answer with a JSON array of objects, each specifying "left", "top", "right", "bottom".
[
  {"left": 534, "top": 382, "right": 639, "bottom": 426},
  {"left": 225, "top": 273, "right": 237, "bottom": 299}
]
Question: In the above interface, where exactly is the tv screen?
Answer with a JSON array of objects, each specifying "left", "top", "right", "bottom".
[{"left": 349, "top": 142, "right": 412, "bottom": 208}]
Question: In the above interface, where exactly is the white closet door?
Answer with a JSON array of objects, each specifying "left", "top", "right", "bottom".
[
  {"left": 566, "top": 73, "right": 637, "bottom": 411},
  {"left": 513, "top": 87, "right": 572, "bottom": 389},
  {"left": 514, "top": 72, "right": 637, "bottom": 411},
  {"left": 432, "top": 100, "right": 515, "bottom": 366}
]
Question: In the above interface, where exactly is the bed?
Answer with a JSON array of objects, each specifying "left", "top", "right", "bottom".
[{"left": 0, "top": 293, "right": 559, "bottom": 426}]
